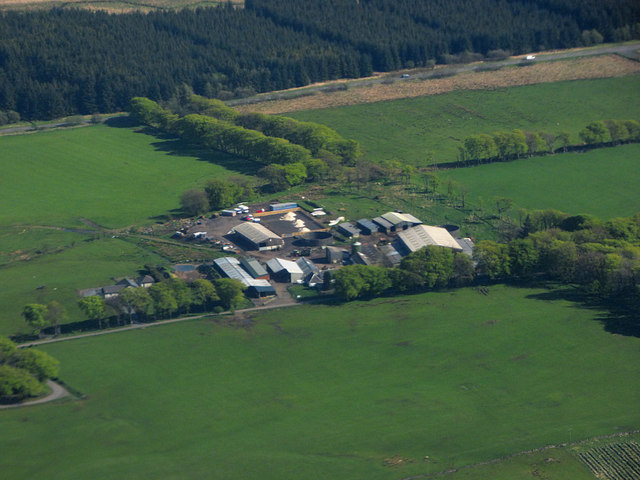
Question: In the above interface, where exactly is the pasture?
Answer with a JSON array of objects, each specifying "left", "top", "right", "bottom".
[
  {"left": 0, "top": 122, "right": 256, "bottom": 335},
  {"left": 289, "top": 75, "right": 640, "bottom": 166},
  {"left": 440, "top": 144, "right": 640, "bottom": 219},
  {"left": 1, "top": 285, "right": 638, "bottom": 479},
  {"left": 0, "top": 123, "right": 256, "bottom": 228},
  {"left": 0, "top": 234, "right": 165, "bottom": 335}
]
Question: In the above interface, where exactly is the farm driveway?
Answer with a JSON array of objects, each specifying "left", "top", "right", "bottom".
[{"left": 0, "top": 380, "right": 70, "bottom": 410}]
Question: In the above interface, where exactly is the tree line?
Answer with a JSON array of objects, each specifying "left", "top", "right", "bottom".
[
  {"left": 460, "top": 119, "right": 640, "bottom": 164},
  {"left": 130, "top": 95, "right": 362, "bottom": 194},
  {"left": 23, "top": 276, "right": 246, "bottom": 335},
  {"left": 0, "top": 336, "right": 59, "bottom": 402},
  {"left": 334, "top": 246, "right": 475, "bottom": 301},
  {"left": 1, "top": 1, "right": 639, "bottom": 120},
  {"left": 332, "top": 211, "right": 640, "bottom": 325}
]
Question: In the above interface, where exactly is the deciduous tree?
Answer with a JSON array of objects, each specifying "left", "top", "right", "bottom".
[
  {"left": 180, "top": 189, "right": 210, "bottom": 216},
  {"left": 22, "top": 304, "right": 48, "bottom": 337},
  {"left": 78, "top": 295, "right": 107, "bottom": 329},
  {"left": 214, "top": 278, "right": 246, "bottom": 310}
]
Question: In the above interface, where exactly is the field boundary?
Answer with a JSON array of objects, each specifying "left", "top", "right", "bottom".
[
  {"left": 400, "top": 430, "right": 640, "bottom": 480},
  {"left": 231, "top": 45, "right": 640, "bottom": 114}
]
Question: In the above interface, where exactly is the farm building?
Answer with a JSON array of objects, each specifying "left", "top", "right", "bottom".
[
  {"left": 380, "top": 211, "right": 422, "bottom": 231},
  {"left": 372, "top": 216, "right": 394, "bottom": 233},
  {"left": 296, "top": 257, "right": 320, "bottom": 285},
  {"left": 337, "top": 222, "right": 360, "bottom": 238},
  {"left": 381, "top": 244, "right": 403, "bottom": 265},
  {"left": 78, "top": 276, "right": 155, "bottom": 299},
  {"left": 325, "top": 246, "right": 346, "bottom": 264},
  {"left": 455, "top": 237, "right": 475, "bottom": 257},
  {"left": 266, "top": 258, "right": 304, "bottom": 283},
  {"left": 233, "top": 222, "right": 284, "bottom": 251},
  {"left": 352, "top": 251, "right": 373, "bottom": 266},
  {"left": 397, "top": 225, "right": 463, "bottom": 253},
  {"left": 213, "top": 257, "right": 275, "bottom": 297},
  {"left": 239, "top": 257, "right": 269, "bottom": 279},
  {"left": 356, "top": 218, "right": 378, "bottom": 235},
  {"left": 306, "top": 272, "right": 325, "bottom": 288},
  {"left": 137, "top": 275, "right": 155, "bottom": 288},
  {"left": 270, "top": 202, "right": 298, "bottom": 211}
]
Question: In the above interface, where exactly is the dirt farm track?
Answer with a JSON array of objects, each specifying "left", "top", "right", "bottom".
[{"left": 233, "top": 48, "right": 640, "bottom": 115}]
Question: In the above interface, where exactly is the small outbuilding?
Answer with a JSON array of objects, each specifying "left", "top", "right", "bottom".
[
  {"left": 372, "top": 216, "right": 394, "bottom": 233},
  {"left": 325, "top": 246, "right": 346, "bottom": 264},
  {"left": 356, "top": 219, "right": 378, "bottom": 236},
  {"left": 337, "top": 222, "right": 360, "bottom": 238},
  {"left": 266, "top": 258, "right": 304, "bottom": 283},
  {"left": 455, "top": 237, "right": 475, "bottom": 257},
  {"left": 245, "top": 280, "right": 276, "bottom": 298},
  {"left": 239, "top": 257, "right": 269, "bottom": 279},
  {"left": 296, "top": 257, "right": 320, "bottom": 285},
  {"left": 380, "top": 211, "right": 422, "bottom": 231}
]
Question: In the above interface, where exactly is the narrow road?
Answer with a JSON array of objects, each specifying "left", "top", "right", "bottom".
[
  {"left": 0, "top": 380, "right": 70, "bottom": 410},
  {"left": 17, "top": 298, "right": 314, "bottom": 348}
]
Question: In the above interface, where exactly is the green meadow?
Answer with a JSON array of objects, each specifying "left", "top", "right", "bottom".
[
  {"left": 441, "top": 143, "right": 640, "bottom": 219},
  {"left": 289, "top": 76, "right": 640, "bottom": 166},
  {"left": 0, "top": 123, "right": 260, "bottom": 334},
  {"left": 0, "top": 123, "right": 256, "bottom": 229},
  {"left": 0, "top": 234, "right": 166, "bottom": 335},
  {"left": 1, "top": 286, "right": 638, "bottom": 479}
]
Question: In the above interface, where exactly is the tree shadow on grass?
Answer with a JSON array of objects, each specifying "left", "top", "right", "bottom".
[
  {"left": 104, "top": 116, "right": 138, "bottom": 128},
  {"left": 524, "top": 283, "right": 640, "bottom": 338},
  {"left": 106, "top": 121, "right": 262, "bottom": 177}
]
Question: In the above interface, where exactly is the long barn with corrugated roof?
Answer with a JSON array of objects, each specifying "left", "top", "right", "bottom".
[
  {"left": 397, "top": 225, "right": 463, "bottom": 253},
  {"left": 232, "top": 222, "right": 284, "bottom": 251}
]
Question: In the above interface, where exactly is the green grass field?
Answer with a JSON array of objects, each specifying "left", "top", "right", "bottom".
[
  {"left": 1, "top": 285, "right": 638, "bottom": 479},
  {"left": 0, "top": 123, "right": 258, "bottom": 334},
  {"left": 0, "top": 235, "right": 166, "bottom": 335},
  {"left": 0, "top": 123, "right": 256, "bottom": 228},
  {"left": 289, "top": 76, "right": 640, "bottom": 166},
  {"left": 441, "top": 143, "right": 640, "bottom": 219}
]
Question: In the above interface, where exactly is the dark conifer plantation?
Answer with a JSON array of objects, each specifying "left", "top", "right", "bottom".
[{"left": 0, "top": 0, "right": 638, "bottom": 120}]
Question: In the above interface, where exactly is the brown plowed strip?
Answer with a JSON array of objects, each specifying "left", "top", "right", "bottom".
[{"left": 234, "top": 55, "right": 640, "bottom": 114}]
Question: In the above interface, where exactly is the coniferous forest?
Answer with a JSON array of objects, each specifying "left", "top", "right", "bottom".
[{"left": 0, "top": 0, "right": 639, "bottom": 120}]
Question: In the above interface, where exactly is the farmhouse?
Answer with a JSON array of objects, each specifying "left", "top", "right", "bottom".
[
  {"left": 397, "top": 224, "right": 463, "bottom": 253},
  {"left": 266, "top": 258, "right": 304, "bottom": 283},
  {"left": 78, "top": 276, "right": 156, "bottom": 299},
  {"left": 232, "top": 222, "right": 284, "bottom": 251},
  {"left": 213, "top": 257, "right": 276, "bottom": 297}
]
